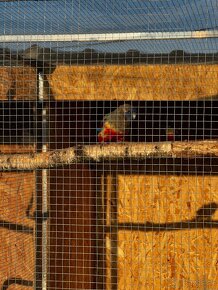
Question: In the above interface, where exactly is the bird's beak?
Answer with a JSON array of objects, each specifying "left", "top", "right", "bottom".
[{"left": 132, "top": 112, "right": 137, "bottom": 120}]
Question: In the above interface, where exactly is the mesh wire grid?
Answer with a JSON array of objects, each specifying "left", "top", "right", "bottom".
[{"left": 0, "top": 1, "right": 218, "bottom": 290}]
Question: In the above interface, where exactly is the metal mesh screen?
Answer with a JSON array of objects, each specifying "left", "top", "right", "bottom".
[{"left": 0, "top": 1, "right": 218, "bottom": 289}]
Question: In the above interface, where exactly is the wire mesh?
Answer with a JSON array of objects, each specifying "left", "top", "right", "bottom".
[{"left": 0, "top": 1, "right": 217, "bottom": 290}]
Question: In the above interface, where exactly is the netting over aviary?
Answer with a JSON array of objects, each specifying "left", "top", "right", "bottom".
[{"left": 0, "top": 1, "right": 218, "bottom": 289}]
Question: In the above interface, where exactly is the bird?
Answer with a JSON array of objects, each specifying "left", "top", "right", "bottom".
[{"left": 97, "top": 104, "right": 137, "bottom": 143}]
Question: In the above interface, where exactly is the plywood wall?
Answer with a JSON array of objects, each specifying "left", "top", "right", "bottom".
[
  {"left": 0, "top": 171, "right": 35, "bottom": 290},
  {"left": 48, "top": 64, "right": 218, "bottom": 100},
  {"left": 104, "top": 174, "right": 218, "bottom": 289},
  {"left": 0, "top": 144, "right": 35, "bottom": 290},
  {"left": 0, "top": 67, "right": 37, "bottom": 100},
  {"left": 0, "top": 64, "right": 218, "bottom": 100}
]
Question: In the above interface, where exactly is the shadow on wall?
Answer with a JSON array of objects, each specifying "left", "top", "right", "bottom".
[{"left": 1, "top": 278, "right": 33, "bottom": 290}]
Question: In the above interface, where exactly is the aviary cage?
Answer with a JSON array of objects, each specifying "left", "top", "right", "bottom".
[{"left": 0, "top": 1, "right": 218, "bottom": 289}]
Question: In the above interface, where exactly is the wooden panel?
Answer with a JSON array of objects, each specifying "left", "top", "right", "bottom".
[
  {"left": 0, "top": 172, "right": 35, "bottom": 290},
  {"left": 48, "top": 65, "right": 218, "bottom": 100},
  {"left": 48, "top": 103, "right": 96, "bottom": 289},
  {"left": 105, "top": 174, "right": 218, "bottom": 289},
  {"left": 1, "top": 64, "right": 217, "bottom": 101},
  {"left": 0, "top": 144, "right": 35, "bottom": 154},
  {"left": 0, "top": 67, "right": 37, "bottom": 100},
  {"left": 48, "top": 166, "right": 96, "bottom": 290}
]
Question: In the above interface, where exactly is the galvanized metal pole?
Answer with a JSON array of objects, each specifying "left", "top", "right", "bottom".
[
  {"left": 0, "top": 30, "right": 218, "bottom": 42},
  {"left": 38, "top": 72, "right": 48, "bottom": 290}
]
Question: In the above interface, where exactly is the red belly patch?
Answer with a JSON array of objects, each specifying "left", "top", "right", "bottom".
[{"left": 98, "top": 128, "right": 124, "bottom": 142}]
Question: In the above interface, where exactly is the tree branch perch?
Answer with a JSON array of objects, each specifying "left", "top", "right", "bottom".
[{"left": 0, "top": 140, "right": 218, "bottom": 171}]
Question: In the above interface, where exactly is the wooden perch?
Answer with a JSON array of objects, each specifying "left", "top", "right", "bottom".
[{"left": 0, "top": 140, "right": 218, "bottom": 171}]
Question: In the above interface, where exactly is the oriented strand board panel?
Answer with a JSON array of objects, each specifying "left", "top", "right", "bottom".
[
  {"left": 0, "top": 144, "right": 35, "bottom": 154},
  {"left": 0, "top": 172, "right": 35, "bottom": 290},
  {"left": 0, "top": 67, "right": 37, "bottom": 100},
  {"left": 105, "top": 175, "right": 218, "bottom": 290},
  {"left": 1, "top": 65, "right": 217, "bottom": 100},
  {"left": 49, "top": 65, "right": 218, "bottom": 100}
]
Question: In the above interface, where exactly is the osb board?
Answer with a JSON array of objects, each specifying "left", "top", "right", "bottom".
[
  {"left": 7, "top": 286, "right": 33, "bottom": 290},
  {"left": 0, "top": 172, "right": 35, "bottom": 290},
  {"left": 0, "top": 67, "right": 37, "bottom": 100},
  {"left": 0, "top": 144, "right": 35, "bottom": 154},
  {"left": 49, "top": 65, "right": 218, "bottom": 100},
  {"left": 105, "top": 175, "right": 218, "bottom": 290},
  {"left": 0, "top": 64, "right": 217, "bottom": 101}
]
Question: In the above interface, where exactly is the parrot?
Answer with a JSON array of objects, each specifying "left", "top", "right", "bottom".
[{"left": 97, "top": 104, "right": 137, "bottom": 143}]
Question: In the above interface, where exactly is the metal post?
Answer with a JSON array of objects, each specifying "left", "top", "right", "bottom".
[
  {"left": 38, "top": 72, "right": 48, "bottom": 290},
  {"left": 0, "top": 30, "right": 218, "bottom": 42}
]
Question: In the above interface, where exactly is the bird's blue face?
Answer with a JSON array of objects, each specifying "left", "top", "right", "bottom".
[{"left": 125, "top": 107, "right": 137, "bottom": 121}]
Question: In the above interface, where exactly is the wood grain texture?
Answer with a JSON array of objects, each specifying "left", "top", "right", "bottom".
[
  {"left": 48, "top": 64, "right": 218, "bottom": 100},
  {"left": 105, "top": 174, "right": 218, "bottom": 289},
  {"left": 0, "top": 140, "right": 218, "bottom": 170},
  {"left": 0, "top": 67, "right": 37, "bottom": 100},
  {"left": 48, "top": 166, "right": 96, "bottom": 290},
  {"left": 0, "top": 144, "right": 35, "bottom": 154},
  {"left": 0, "top": 64, "right": 217, "bottom": 101},
  {"left": 47, "top": 104, "right": 96, "bottom": 290},
  {"left": 0, "top": 172, "right": 35, "bottom": 290}
]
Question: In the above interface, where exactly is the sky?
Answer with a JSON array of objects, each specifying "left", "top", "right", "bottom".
[{"left": 0, "top": 0, "right": 217, "bottom": 53}]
